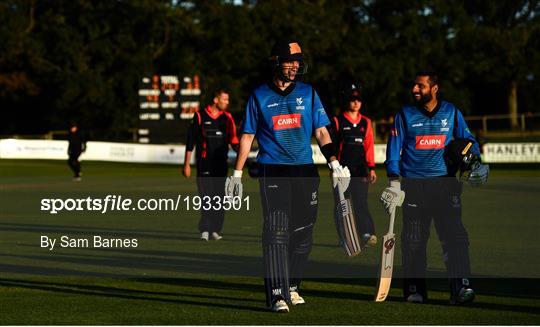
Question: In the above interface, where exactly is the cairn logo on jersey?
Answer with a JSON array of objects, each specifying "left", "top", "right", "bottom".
[
  {"left": 272, "top": 113, "right": 302, "bottom": 130},
  {"left": 415, "top": 135, "right": 446, "bottom": 149}
]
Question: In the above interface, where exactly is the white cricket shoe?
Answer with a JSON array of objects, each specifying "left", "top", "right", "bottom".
[
  {"left": 290, "top": 291, "right": 305, "bottom": 305},
  {"left": 211, "top": 232, "right": 222, "bottom": 241},
  {"left": 200, "top": 231, "right": 209, "bottom": 241},
  {"left": 270, "top": 299, "right": 289, "bottom": 313},
  {"left": 406, "top": 293, "right": 424, "bottom": 304}
]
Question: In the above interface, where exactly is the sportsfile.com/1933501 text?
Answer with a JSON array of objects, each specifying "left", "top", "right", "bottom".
[{"left": 40, "top": 195, "right": 250, "bottom": 214}]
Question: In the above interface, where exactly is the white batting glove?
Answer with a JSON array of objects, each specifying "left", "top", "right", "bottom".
[
  {"left": 225, "top": 170, "right": 243, "bottom": 202},
  {"left": 380, "top": 179, "right": 405, "bottom": 215},
  {"left": 329, "top": 160, "right": 351, "bottom": 193},
  {"left": 467, "top": 162, "right": 489, "bottom": 186}
]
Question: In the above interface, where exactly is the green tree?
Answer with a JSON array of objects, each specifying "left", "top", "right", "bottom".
[{"left": 456, "top": 0, "right": 540, "bottom": 128}]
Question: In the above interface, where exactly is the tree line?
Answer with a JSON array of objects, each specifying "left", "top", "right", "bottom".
[{"left": 1, "top": 0, "right": 539, "bottom": 139}]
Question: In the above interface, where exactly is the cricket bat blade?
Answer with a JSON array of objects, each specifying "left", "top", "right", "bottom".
[{"left": 374, "top": 232, "right": 396, "bottom": 302}]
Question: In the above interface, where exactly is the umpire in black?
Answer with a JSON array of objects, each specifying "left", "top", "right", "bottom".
[{"left": 183, "top": 89, "right": 239, "bottom": 241}]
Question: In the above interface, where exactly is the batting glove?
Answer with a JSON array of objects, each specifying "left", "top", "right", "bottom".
[
  {"left": 329, "top": 160, "right": 351, "bottom": 193},
  {"left": 225, "top": 170, "right": 243, "bottom": 203},
  {"left": 380, "top": 180, "right": 405, "bottom": 215},
  {"left": 467, "top": 162, "right": 489, "bottom": 186}
]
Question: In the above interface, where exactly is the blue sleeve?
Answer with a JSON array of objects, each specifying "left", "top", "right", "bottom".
[
  {"left": 384, "top": 111, "right": 406, "bottom": 177},
  {"left": 454, "top": 109, "right": 481, "bottom": 156},
  {"left": 312, "top": 89, "right": 330, "bottom": 129},
  {"left": 241, "top": 94, "right": 258, "bottom": 134}
]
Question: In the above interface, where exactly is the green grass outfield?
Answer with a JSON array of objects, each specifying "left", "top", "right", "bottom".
[{"left": 0, "top": 159, "right": 539, "bottom": 325}]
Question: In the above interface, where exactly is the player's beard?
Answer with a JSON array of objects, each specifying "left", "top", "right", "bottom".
[{"left": 412, "top": 91, "right": 432, "bottom": 106}]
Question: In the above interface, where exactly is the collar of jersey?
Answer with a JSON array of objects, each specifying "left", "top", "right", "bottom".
[
  {"left": 416, "top": 100, "right": 442, "bottom": 118},
  {"left": 267, "top": 80, "right": 297, "bottom": 97},
  {"left": 343, "top": 111, "right": 362, "bottom": 125},
  {"left": 205, "top": 105, "right": 223, "bottom": 119}
]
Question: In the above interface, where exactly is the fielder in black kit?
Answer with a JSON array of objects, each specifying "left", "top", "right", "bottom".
[
  {"left": 183, "top": 89, "right": 239, "bottom": 241},
  {"left": 328, "top": 83, "right": 377, "bottom": 248},
  {"left": 67, "top": 121, "right": 86, "bottom": 182}
]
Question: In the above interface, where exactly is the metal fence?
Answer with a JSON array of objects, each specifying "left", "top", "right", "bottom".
[{"left": 3, "top": 112, "right": 540, "bottom": 143}]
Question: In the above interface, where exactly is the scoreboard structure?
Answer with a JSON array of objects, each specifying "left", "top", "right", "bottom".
[{"left": 137, "top": 74, "right": 201, "bottom": 144}]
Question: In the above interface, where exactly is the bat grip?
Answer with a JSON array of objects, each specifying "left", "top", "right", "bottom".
[{"left": 388, "top": 209, "right": 396, "bottom": 235}]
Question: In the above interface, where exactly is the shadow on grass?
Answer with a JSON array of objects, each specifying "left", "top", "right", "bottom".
[
  {"left": 0, "top": 278, "right": 268, "bottom": 313},
  {"left": 304, "top": 278, "right": 540, "bottom": 315}
]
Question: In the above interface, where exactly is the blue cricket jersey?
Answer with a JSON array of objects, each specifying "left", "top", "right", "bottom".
[
  {"left": 242, "top": 82, "right": 330, "bottom": 165},
  {"left": 385, "top": 101, "right": 480, "bottom": 178}
]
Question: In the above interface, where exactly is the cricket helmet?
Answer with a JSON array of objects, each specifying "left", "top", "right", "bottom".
[
  {"left": 444, "top": 138, "right": 480, "bottom": 179},
  {"left": 268, "top": 38, "right": 308, "bottom": 80},
  {"left": 269, "top": 38, "right": 304, "bottom": 63}
]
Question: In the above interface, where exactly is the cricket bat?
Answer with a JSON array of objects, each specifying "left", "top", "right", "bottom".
[
  {"left": 333, "top": 181, "right": 361, "bottom": 257},
  {"left": 374, "top": 208, "right": 397, "bottom": 302}
]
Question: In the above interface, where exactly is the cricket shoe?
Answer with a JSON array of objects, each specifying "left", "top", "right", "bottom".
[
  {"left": 211, "top": 232, "right": 222, "bottom": 241},
  {"left": 450, "top": 287, "right": 475, "bottom": 305},
  {"left": 270, "top": 299, "right": 289, "bottom": 313},
  {"left": 73, "top": 177, "right": 82, "bottom": 182},
  {"left": 290, "top": 291, "right": 305, "bottom": 305},
  {"left": 361, "top": 233, "right": 377, "bottom": 248},
  {"left": 406, "top": 293, "right": 424, "bottom": 304},
  {"left": 200, "top": 231, "right": 209, "bottom": 241}
]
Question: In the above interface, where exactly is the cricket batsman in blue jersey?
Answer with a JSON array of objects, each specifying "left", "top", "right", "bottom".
[
  {"left": 380, "top": 71, "right": 489, "bottom": 305},
  {"left": 225, "top": 39, "right": 350, "bottom": 313}
]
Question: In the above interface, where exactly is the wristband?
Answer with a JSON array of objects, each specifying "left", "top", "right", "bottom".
[
  {"left": 320, "top": 143, "right": 337, "bottom": 162},
  {"left": 233, "top": 170, "right": 243, "bottom": 178}
]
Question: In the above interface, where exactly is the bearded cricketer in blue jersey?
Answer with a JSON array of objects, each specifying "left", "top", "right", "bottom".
[
  {"left": 225, "top": 39, "right": 350, "bottom": 313},
  {"left": 380, "top": 71, "right": 489, "bottom": 305}
]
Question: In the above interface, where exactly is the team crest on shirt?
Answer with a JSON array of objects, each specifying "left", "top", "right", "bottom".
[
  {"left": 440, "top": 118, "right": 450, "bottom": 131},
  {"left": 295, "top": 97, "right": 305, "bottom": 110}
]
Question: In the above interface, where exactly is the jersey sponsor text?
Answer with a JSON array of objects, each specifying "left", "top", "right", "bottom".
[
  {"left": 415, "top": 135, "right": 446, "bottom": 149},
  {"left": 272, "top": 113, "right": 302, "bottom": 130}
]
